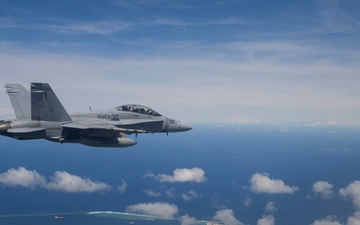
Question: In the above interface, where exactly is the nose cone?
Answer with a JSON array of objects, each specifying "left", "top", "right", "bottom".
[
  {"left": 166, "top": 119, "right": 192, "bottom": 133},
  {"left": 178, "top": 123, "right": 192, "bottom": 132}
]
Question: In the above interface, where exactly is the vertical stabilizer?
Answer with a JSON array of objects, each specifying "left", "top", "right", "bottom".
[
  {"left": 31, "top": 83, "right": 71, "bottom": 122},
  {"left": 5, "top": 83, "right": 31, "bottom": 120}
]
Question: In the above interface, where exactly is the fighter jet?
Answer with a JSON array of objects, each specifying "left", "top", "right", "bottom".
[{"left": 0, "top": 83, "right": 191, "bottom": 147}]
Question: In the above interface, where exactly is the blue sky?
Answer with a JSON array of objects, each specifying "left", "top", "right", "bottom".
[{"left": 0, "top": 0, "right": 359, "bottom": 124}]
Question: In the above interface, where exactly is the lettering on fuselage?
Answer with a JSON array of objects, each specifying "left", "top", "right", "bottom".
[{"left": 97, "top": 114, "right": 120, "bottom": 121}]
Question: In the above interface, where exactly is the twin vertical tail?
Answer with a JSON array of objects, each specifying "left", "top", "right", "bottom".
[
  {"left": 30, "top": 83, "right": 71, "bottom": 122},
  {"left": 5, "top": 83, "right": 71, "bottom": 122},
  {"left": 5, "top": 83, "right": 31, "bottom": 120}
]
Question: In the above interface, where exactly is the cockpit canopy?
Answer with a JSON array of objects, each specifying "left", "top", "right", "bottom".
[{"left": 116, "top": 104, "right": 162, "bottom": 116}]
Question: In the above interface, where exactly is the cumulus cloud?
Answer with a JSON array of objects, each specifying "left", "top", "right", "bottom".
[
  {"left": 213, "top": 209, "right": 244, "bottom": 225},
  {"left": 311, "top": 215, "right": 342, "bottom": 225},
  {"left": 155, "top": 168, "right": 206, "bottom": 183},
  {"left": 257, "top": 215, "right": 275, "bottom": 225},
  {"left": 347, "top": 211, "right": 360, "bottom": 225},
  {"left": 180, "top": 214, "right": 197, "bottom": 225},
  {"left": 0, "top": 167, "right": 112, "bottom": 193},
  {"left": 126, "top": 202, "right": 178, "bottom": 219},
  {"left": 46, "top": 171, "right": 112, "bottom": 193},
  {"left": 250, "top": 173, "right": 299, "bottom": 194},
  {"left": 313, "top": 181, "right": 334, "bottom": 199},
  {"left": 339, "top": 181, "right": 360, "bottom": 210},
  {"left": 265, "top": 202, "right": 278, "bottom": 213},
  {"left": 312, "top": 212, "right": 360, "bottom": 225},
  {"left": 0, "top": 167, "right": 46, "bottom": 189},
  {"left": 117, "top": 180, "right": 127, "bottom": 194}
]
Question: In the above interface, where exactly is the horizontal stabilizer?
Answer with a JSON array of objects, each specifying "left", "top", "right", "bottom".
[
  {"left": 8, "top": 128, "right": 46, "bottom": 133},
  {"left": 7, "top": 128, "right": 46, "bottom": 139}
]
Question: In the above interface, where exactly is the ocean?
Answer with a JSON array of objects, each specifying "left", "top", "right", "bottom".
[
  {"left": 0, "top": 212, "right": 191, "bottom": 225},
  {"left": 0, "top": 123, "right": 359, "bottom": 225}
]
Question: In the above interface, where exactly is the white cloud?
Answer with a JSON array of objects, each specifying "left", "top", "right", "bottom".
[
  {"left": 257, "top": 215, "right": 275, "bottom": 225},
  {"left": 0, "top": 167, "right": 111, "bottom": 193},
  {"left": 250, "top": 173, "right": 299, "bottom": 194},
  {"left": 311, "top": 216, "right": 343, "bottom": 225},
  {"left": 1, "top": 42, "right": 359, "bottom": 124},
  {"left": 180, "top": 214, "right": 197, "bottom": 225},
  {"left": 312, "top": 212, "right": 360, "bottom": 225},
  {"left": 313, "top": 181, "right": 334, "bottom": 199},
  {"left": 213, "top": 209, "right": 244, "bottom": 225},
  {"left": 117, "top": 180, "right": 127, "bottom": 194},
  {"left": 181, "top": 190, "right": 200, "bottom": 201},
  {"left": 265, "top": 202, "right": 278, "bottom": 213},
  {"left": 142, "top": 172, "right": 155, "bottom": 178},
  {"left": 155, "top": 168, "right": 206, "bottom": 183},
  {"left": 144, "top": 189, "right": 162, "bottom": 197},
  {"left": 321, "top": 147, "right": 351, "bottom": 152},
  {"left": 125, "top": 202, "right": 178, "bottom": 219},
  {"left": 43, "top": 20, "right": 130, "bottom": 35},
  {"left": 46, "top": 171, "right": 112, "bottom": 193},
  {"left": 0, "top": 167, "right": 46, "bottom": 189},
  {"left": 347, "top": 211, "right": 360, "bottom": 225},
  {"left": 243, "top": 197, "right": 252, "bottom": 207},
  {"left": 339, "top": 181, "right": 360, "bottom": 210}
]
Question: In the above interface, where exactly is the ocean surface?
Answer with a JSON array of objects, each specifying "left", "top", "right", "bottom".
[
  {"left": 0, "top": 123, "right": 359, "bottom": 225},
  {"left": 0, "top": 212, "right": 191, "bottom": 225}
]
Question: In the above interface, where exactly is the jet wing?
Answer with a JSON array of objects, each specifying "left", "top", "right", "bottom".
[
  {"left": 62, "top": 122, "right": 119, "bottom": 131},
  {"left": 62, "top": 121, "right": 146, "bottom": 138},
  {"left": 62, "top": 122, "right": 122, "bottom": 138}
]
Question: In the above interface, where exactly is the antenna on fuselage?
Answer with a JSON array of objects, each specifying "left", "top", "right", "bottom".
[{"left": 89, "top": 107, "right": 93, "bottom": 112}]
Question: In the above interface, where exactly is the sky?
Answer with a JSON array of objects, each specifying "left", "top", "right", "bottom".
[
  {"left": 0, "top": 0, "right": 359, "bottom": 124},
  {"left": 1, "top": 2, "right": 360, "bottom": 225}
]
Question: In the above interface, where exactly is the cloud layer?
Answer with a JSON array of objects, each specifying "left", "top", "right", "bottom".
[
  {"left": 0, "top": 167, "right": 111, "bottom": 193},
  {"left": 250, "top": 173, "right": 299, "bottom": 194},
  {"left": 0, "top": 44, "right": 359, "bottom": 124}
]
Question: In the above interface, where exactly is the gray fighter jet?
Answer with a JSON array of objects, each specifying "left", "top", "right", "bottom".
[{"left": 0, "top": 83, "right": 191, "bottom": 147}]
